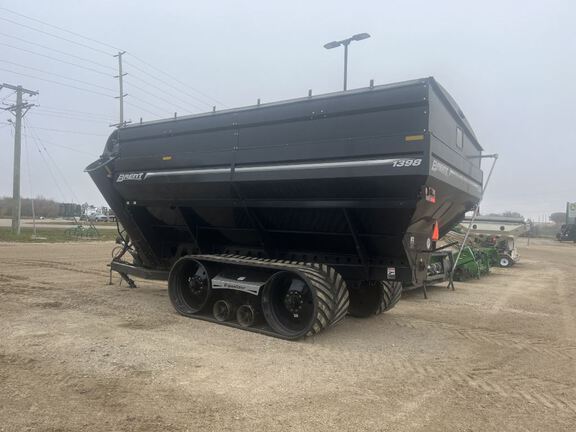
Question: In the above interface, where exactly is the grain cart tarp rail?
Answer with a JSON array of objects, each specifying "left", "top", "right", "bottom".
[{"left": 87, "top": 77, "right": 484, "bottom": 339}]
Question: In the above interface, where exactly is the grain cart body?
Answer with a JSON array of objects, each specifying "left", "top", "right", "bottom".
[{"left": 87, "top": 77, "right": 483, "bottom": 338}]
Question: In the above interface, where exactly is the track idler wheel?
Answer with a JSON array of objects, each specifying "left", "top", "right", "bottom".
[
  {"left": 348, "top": 281, "right": 402, "bottom": 318},
  {"left": 213, "top": 299, "right": 236, "bottom": 322},
  {"left": 168, "top": 258, "right": 212, "bottom": 317}
]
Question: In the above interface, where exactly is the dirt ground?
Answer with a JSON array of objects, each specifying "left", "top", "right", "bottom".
[{"left": 1, "top": 239, "right": 575, "bottom": 431}]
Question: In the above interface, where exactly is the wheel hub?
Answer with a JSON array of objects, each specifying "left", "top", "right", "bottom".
[
  {"left": 187, "top": 275, "right": 207, "bottom": 295},
  {"left": 284, "top": 290, "right": 304, "bottom": 315}
]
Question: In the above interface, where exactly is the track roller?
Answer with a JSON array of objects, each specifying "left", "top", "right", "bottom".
[
  {"left": 236, "top": 304, "right": 257, "bottom": 327},
  {"left": 348, "top": 280, "right": 402, "bottom": 318},
  {"left": 213, "top": 299, "right": 236, "bottom": 322}
]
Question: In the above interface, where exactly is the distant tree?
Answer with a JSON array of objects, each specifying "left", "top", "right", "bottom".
[
  {"left": 25, "top": 197, "right": 59, "bottom": 218},
  {"left": 501, "top": 211, "right": 524, "bottom": 218},
  {"left": 0, "top": 197, "right": 92, "bottom": 219},
  {"left": 0, "top": 197, "right": 13, "bottom": 217},
  {"left": 549, "top": 212, "right": 566, "bottom": 225},
  {"left": 0, "top": 196, "right": 65, "bottom": 218},
  {"left": 486, "top": 211, "right": 524, "bottom": 219}
]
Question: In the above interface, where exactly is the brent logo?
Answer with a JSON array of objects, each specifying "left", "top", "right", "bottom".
[{"left": 116, "top": 172, "right": 144, "bottom": 183}]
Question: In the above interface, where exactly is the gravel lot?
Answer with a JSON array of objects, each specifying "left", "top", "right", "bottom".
[{"left": 1, "top": 239, "right": 575, "bottom": 431}]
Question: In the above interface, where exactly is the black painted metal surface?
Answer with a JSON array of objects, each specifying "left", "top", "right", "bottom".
[{"left": 87, "top": 77, "right": 483, "bottom": 286}]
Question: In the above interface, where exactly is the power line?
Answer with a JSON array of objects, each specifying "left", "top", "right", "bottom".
[
  {"left": 125, "top": 101, "right": 164, "bottom": 119},
  {"left": 0, "top": 31, "right": 115, "bottom": 72},
  {"left": 0, "top": 90, "right": 16, "bottom": 103},
  {"left": 35, "top": 108, "right": 113, "bottom": 122},
  {"left": 1, "top": 7, "right": 226, "bottom": 111},
  {"left": 0, "top": 42, "right": 111, "bottom": 76},
  {"left": 24, "top": 122, "right": 68, "bottom": 202},
  {"left": 127, "top": 55, "right": 227, "bottom": 107},
  {"left": 124, "top": 60, "right": 217, "bottom": 109},
  {"left": 0, "top": 67, "right": 114, "bottom": 98},
  {"left": 128, "top": 80, "right": 198, "bottom": 114},
  {"left": 0, "top": 15, "right": 112, "bottom": 56},
  {"left": 0, "top": 60, "right": 114, "bottom": 91},
  {"left": 0, "top": 6, "right": 121, "bottom": 52},
  {"left": 22, "top": 133, "right": 100, "bottom": 156},
  {"left": 36, "top": 105, "right": 113, "bottom": 120},
  {"left": 27, "top": 125, "right": 107, "bottom": 137},
  {"left": 28, "top": 123, "right": 83, "bottom": 203},
  {"left": 127, "top": 73, "right": 205, "bottom": 111},
  {"left": 29, "top": 111, "right": 110, "bottom": 125},
  {"left": 23, "top": 130, "right": 35, "bottom": 207},
  {"left": 0, "top": 8, "right": 226, "bottom": 117},
  {"left": 34, "top": 139, "right": 82, "bottom": 204},
  {"left": 126, "top": 94, "right": 171, "bottom": 117}
]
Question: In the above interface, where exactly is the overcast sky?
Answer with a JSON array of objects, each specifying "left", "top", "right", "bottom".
[{"left": 0, "top": 0, "right": 574, "bottom": 220}]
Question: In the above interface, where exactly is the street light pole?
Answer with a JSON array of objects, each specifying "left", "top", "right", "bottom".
[
  {"left": 324, "top": 33, "right": 370, "bottom": 91},
  {"left": 343, "top": 42, "right": 349, "bottom": 91}
]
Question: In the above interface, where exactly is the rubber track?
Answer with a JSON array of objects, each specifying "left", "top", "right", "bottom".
[{"left": 185, "top": 254, "right": 350, "bottom": 339}]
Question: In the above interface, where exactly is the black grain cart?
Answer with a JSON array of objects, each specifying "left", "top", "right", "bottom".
[{"left": 87, "top": 77, "right": 483, "bottom": 339}]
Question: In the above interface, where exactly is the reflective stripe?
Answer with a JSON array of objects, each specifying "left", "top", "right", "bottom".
[
  {"left": 145, "top": 167, "right": 230, "bottom": 179},
  {"left": 236, "top": 158, "right": 398, "bottom": 173},
  {"left": 144, "top": 158, "right": 404, "bottom": 179}
]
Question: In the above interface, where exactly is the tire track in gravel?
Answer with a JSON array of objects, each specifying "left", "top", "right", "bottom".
[
  {"left": 1, "top": 258, "right": 109, "bottom": 277},
  {"left": 388, "top": 316, "right": 576, "bottom": 360},
  {"left": 0, "top": 275, "right": 176, "bottom": 330},
  {"left": 302, "top": 345, "right": 576, "bottom": 414},
  {"left": 0, "top": 274, "right": 29, "bottom": 282}
]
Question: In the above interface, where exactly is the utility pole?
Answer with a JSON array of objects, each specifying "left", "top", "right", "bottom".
[
  {"left": 1, "top": 83, "right": 38, "bottom": 235},
  {"left": 112, "top": 51, "right": 129, "bottom": 128}
]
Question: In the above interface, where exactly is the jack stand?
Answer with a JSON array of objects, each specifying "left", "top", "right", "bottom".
[{"left": 119, "top": 272, "right": 137, "bottom": 289}]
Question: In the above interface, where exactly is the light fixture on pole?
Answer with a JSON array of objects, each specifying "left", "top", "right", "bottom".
[{"left": 324, "top": 33, "right": 370, "bottom": 91}]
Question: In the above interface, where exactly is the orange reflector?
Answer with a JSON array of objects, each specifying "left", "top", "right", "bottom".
[{"left": 432, "top": 222, "right": 440, "bottom": 241}]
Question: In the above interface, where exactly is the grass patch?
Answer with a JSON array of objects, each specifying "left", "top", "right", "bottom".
[
  {"left": 26, "top": 219, "right": 116, "bottom": 227},
  {"left": 0, "top": 226, "right": 117, "bottom": 243}
]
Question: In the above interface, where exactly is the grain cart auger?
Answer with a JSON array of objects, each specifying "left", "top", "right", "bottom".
[{"left": 86, "top": 77, "right": 484, "bottom": 339}]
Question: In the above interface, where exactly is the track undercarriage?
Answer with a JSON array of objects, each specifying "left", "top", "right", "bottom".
[{"left": 112, "top": 251, "right": 402, "bottom": 339}]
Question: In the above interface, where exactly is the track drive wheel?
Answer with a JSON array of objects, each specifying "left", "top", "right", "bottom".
[
  {"left": 348, "top": 281, "right": 402, "bottom": 318},
  {"left": 261, "top": 266, "right": 349, "bottom": 339}
]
